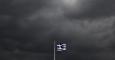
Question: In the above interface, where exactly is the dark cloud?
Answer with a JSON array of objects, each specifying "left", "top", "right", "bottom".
[
  {"left": 65, "top": 0, "right": 115, "bottom": 19},
  {"left": 1, "top": 0, "right": 115, "bottom": 60}
]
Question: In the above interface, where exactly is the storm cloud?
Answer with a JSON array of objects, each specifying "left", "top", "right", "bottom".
[{"left": 1, "top": 0, "right": 115, "bottom": 60}]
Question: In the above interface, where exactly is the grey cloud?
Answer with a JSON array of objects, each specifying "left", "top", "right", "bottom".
[{"left": 1, "top": 0, "right": 115, "bottom": 60}]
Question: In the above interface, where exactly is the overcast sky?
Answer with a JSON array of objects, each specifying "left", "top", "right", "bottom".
[{"left": 1, "top": 0, "right": 115, "bottom": 60}]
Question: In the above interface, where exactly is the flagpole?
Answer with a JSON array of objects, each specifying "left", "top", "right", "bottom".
[{"left": 54, "top": 40, "right": 56, "bottom": 60}]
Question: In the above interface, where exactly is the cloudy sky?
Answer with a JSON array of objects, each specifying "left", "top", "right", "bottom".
[{"left": 1, "top": 0, "right": 115, "bottom": 60}]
